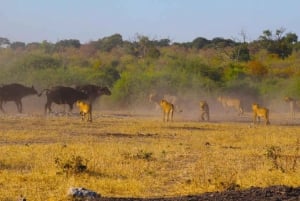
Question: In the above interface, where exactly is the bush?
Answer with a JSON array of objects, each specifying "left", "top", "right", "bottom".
[
  {"left": 55, "top": 154, "right": 88, "bottom": 177},
  {"left": 19, "top": 53, "right": 61, "bottom": 70},
  {"left": 247, "top": 60, "right": 268, "bottom": 78}
]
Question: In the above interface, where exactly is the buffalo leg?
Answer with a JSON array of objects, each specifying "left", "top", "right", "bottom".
[
  {"left": 15, "top": 100, "right": 22, "bottom": 113},
  {"left": 45, "top": 101, "right": 52, "bottom": 114},
  {"left": 0, "top": 100, "right": 5, "bottom": 113},
  {"left": 68, "top": 103, "right": 73, "bottom": 113}
]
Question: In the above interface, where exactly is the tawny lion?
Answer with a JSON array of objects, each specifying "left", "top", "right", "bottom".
[
  {"left": 76, "top": 100, "right": 92, "bottom": 122},
  {"left": 160, "top": 99, "right": 174, "bottom": 122},
  {"left": 199, "top": 100, "right": 210, "bottom": 121},
  {"left": 284, "top": 96, "right": 300, "bottom": 118},
  {"left": 252, "top": 103, "right": 270, "bottom": 125},
  {"left": 217, "top": 96, "right": 244, "bottom": 116},
  {"left": 149, "top": 92, "right": 181, "bottom": 112}
]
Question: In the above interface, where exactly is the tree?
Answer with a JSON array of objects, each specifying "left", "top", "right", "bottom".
[
  {"left": 41, "top": 40, "right": 55, "bottom": 53},
  {"left": 55, "top": 39, "right": 81, "bottom": 50},
  {"left": 258, "top": 28, "right": 298, "bottom": 59},
  {"left": 231, "top": 30, "right": 251, "bottom": 62},
  {"left": 211, "top": 37, "right": 236, "bottom": 48},
  {"left": 154, "top": 38, "right": 171, "bottom": 47},
  {"left": 10, "top": 41, "right": 26, "bottom": 50},
  {"left": 0, "top": 37, "right": 10, "bottom": 47},
  {"left": 94, "top": 34, "right": 123, "bottom": 52},
  {"left": 137, "top": 34, "right": 150, "bottom": 58},
  {"left": 231, "top": 44, "right": 250, "bottom": 62},
  {"left": 192, "top": 37, "right": 209, "bottom": 49},
  {"left": 284, "top": 33, "right": 298, "bottom": 44},
  {"left": 133, "top": 34, "right": 161, "bottom": 58}
]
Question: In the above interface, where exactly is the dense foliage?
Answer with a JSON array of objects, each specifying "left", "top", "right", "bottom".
[{"left": 1, "top": 28, "right": 300, "bottom": 108}]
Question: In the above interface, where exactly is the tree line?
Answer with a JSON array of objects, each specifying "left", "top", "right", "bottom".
[{"left": 0, "top": 28, "right": 300, "bottom": 108}]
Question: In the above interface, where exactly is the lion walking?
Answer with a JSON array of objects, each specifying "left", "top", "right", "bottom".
[
  {"left": 284, "top": 96, "right": 300, "bottom": 118},
  {"left": 199, "top": 100, "right": 210, "bottom": 121},
  {"left": 217, "top": 96, "right": 243, "bottom": 116},
  {"left": 160, "top": 99, "right": 174, "bottom": 122},
  {"left": 76, "top": 100, "right": 92, "bottom": 122},
  {"left": 252, "top": 103, "right": 270, "bottom": 125}
]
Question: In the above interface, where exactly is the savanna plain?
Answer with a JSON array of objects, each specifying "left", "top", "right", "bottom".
[{"left": 0, "top": 101, "right": 300, "bottom": 201}]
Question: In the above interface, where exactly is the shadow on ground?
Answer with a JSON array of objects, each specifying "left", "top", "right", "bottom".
[{"left": 96, "top": 185, "right": 300, "bottom": 201}]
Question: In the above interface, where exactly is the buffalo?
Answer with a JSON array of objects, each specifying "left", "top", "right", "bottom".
[
  {"left": 39, "top": 86, "right": 89, "bottom": 114},
  {"left": 75, "top": 84, "right": 111, "bottom": 103},
  {"left": 0, "top": 83, "right": 38, "bottom": 113}
]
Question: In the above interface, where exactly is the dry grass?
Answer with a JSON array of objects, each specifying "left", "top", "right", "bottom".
[{"left": 0, "top": 111, "right": 299, "bottom": 200}]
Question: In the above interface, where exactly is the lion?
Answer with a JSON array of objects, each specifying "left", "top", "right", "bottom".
[
  {"left": 149, "top": 91, "right": 182, "bottom": 112},
  {"left": 217, "top": 96, "right": 243, "bottom": 116},
  {"left": 199, "top": 100, "right": 210, "bottom": 121},
  {"left": 284, "top": 96, "right": 300, "bottom": 118},
  {"left": 252, "top": 103, "right": 270, "bottom": 125},
  {"left": 76, "top": 100, "right": 92, "bottom": 122},
  {"left": 160, "top": 99, "right": 174, "bottom": 122}
]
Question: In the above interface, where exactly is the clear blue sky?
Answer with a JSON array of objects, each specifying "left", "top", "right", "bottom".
[{"left": 1, "top": 0, "right": 299, "bottom": 43}]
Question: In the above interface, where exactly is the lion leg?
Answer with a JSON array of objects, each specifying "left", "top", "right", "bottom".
[
  {"left": 88, "top": 111, "right": 92, "bottom": 122},
  {"left": 253, "top": 114, "right": 257, "bottom": 124},
  {"left": 201, "top": 112, "right": 205, "bottom": 121},
  {"left": 206, "top": 112, "right": 210, "bottom": 121},
  {"left": 162, "top": 112, "right": 166, "bottom": 122},
  {"left": 170, "top": 109, "right": 174, "bottom": 122},
  {"left": 166, "top": 111, "right": 170, "bottom": 122}
]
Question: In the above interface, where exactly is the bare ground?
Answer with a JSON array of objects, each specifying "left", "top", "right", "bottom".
[
  {"left": 97, "top": 185, "right": 300, "bottom": 201},
  {"left": 3, "top": 98, "right": 300, "bottom": 201}
]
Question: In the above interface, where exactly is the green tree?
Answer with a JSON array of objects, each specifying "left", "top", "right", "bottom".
[
  {"left": 153, "top": 38, "right": 171, "bottom": 47},
  {"left": 41, "top": 40, "right": 55, "bottom": 53},
  {"left": 258, "top": 28, "right": 297, "bottom": 59},
  {"left": 137, "top": 35, "right": 150, "bottom": 58},
  {"left": 192, "top": 37, "right": 209, "bottom": 49},
  {"left": 94, "top": 34, "right": 123, "bottom": 52},
  {"left": 211, "top": 37, "right": 236, "bottom": 48},
  {"left": 231, "top": 43, "right": 250, "bottom": 62},
  {"left": 55, "top": 39, "right": 81, "bottom": 49}
]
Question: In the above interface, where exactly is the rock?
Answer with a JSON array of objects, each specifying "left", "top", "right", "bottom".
[
  {"left": 68, "top": 187, "right": 101, "bottom": 200},
  {"left": 16, "top": 195, "right": 26, "bottom": 201}
]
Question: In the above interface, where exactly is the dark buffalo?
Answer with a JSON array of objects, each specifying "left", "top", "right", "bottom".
[
  {"left": 75, "top": 84, "right": 111, "bottom": 103},
  {"left": 0, "top": 83, "right": 38, "bottom": 113},
  {"left": 39, "top": 86, "right": 89, "bottom": 114}
]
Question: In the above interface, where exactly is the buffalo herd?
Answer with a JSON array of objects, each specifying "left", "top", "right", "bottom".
[{"left": 0, "top": 83, "right": 111, "bottom": 115}]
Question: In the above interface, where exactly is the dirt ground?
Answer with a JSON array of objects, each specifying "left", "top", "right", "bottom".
[
  {"left": 97, "top": 185, "right": 300, "bottom": 201},
  {"left": 3, "top": 97, "right": 300, "bottom": 201}
]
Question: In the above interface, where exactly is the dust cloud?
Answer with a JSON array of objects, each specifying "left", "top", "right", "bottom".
[{"left": 0, "top": 83, "right": 294, "bottom": 125}]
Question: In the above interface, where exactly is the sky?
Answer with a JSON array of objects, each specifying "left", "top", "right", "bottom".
[{"left": 1, "top": 0, "right": 300, "bottom": 44}]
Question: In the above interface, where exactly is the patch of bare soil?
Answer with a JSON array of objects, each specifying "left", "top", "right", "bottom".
[{"left": 97, "top": 185, "right": 300, "bottom": 201}]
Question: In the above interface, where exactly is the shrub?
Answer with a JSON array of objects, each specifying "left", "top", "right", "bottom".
[
  {"left": 265, "top": 144, "right": 299, "bottom": 173},
  {"left": 134, "top": 150, "right": 154, "bottom": 161},
  {"left": 247, "top": 60, "right": 268, "bottom": 78},
  {"left": 55, "top": 155, "right": 88, "bottom": 176}
]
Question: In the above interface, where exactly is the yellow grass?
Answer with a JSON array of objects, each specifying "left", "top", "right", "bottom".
[{"left": 0, "top": 112, "right": 299, "bottom": 200}]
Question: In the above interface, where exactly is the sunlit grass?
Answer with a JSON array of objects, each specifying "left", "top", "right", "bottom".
[{"left": 0, "top": 112, "right": 299, "bottom": 200}]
